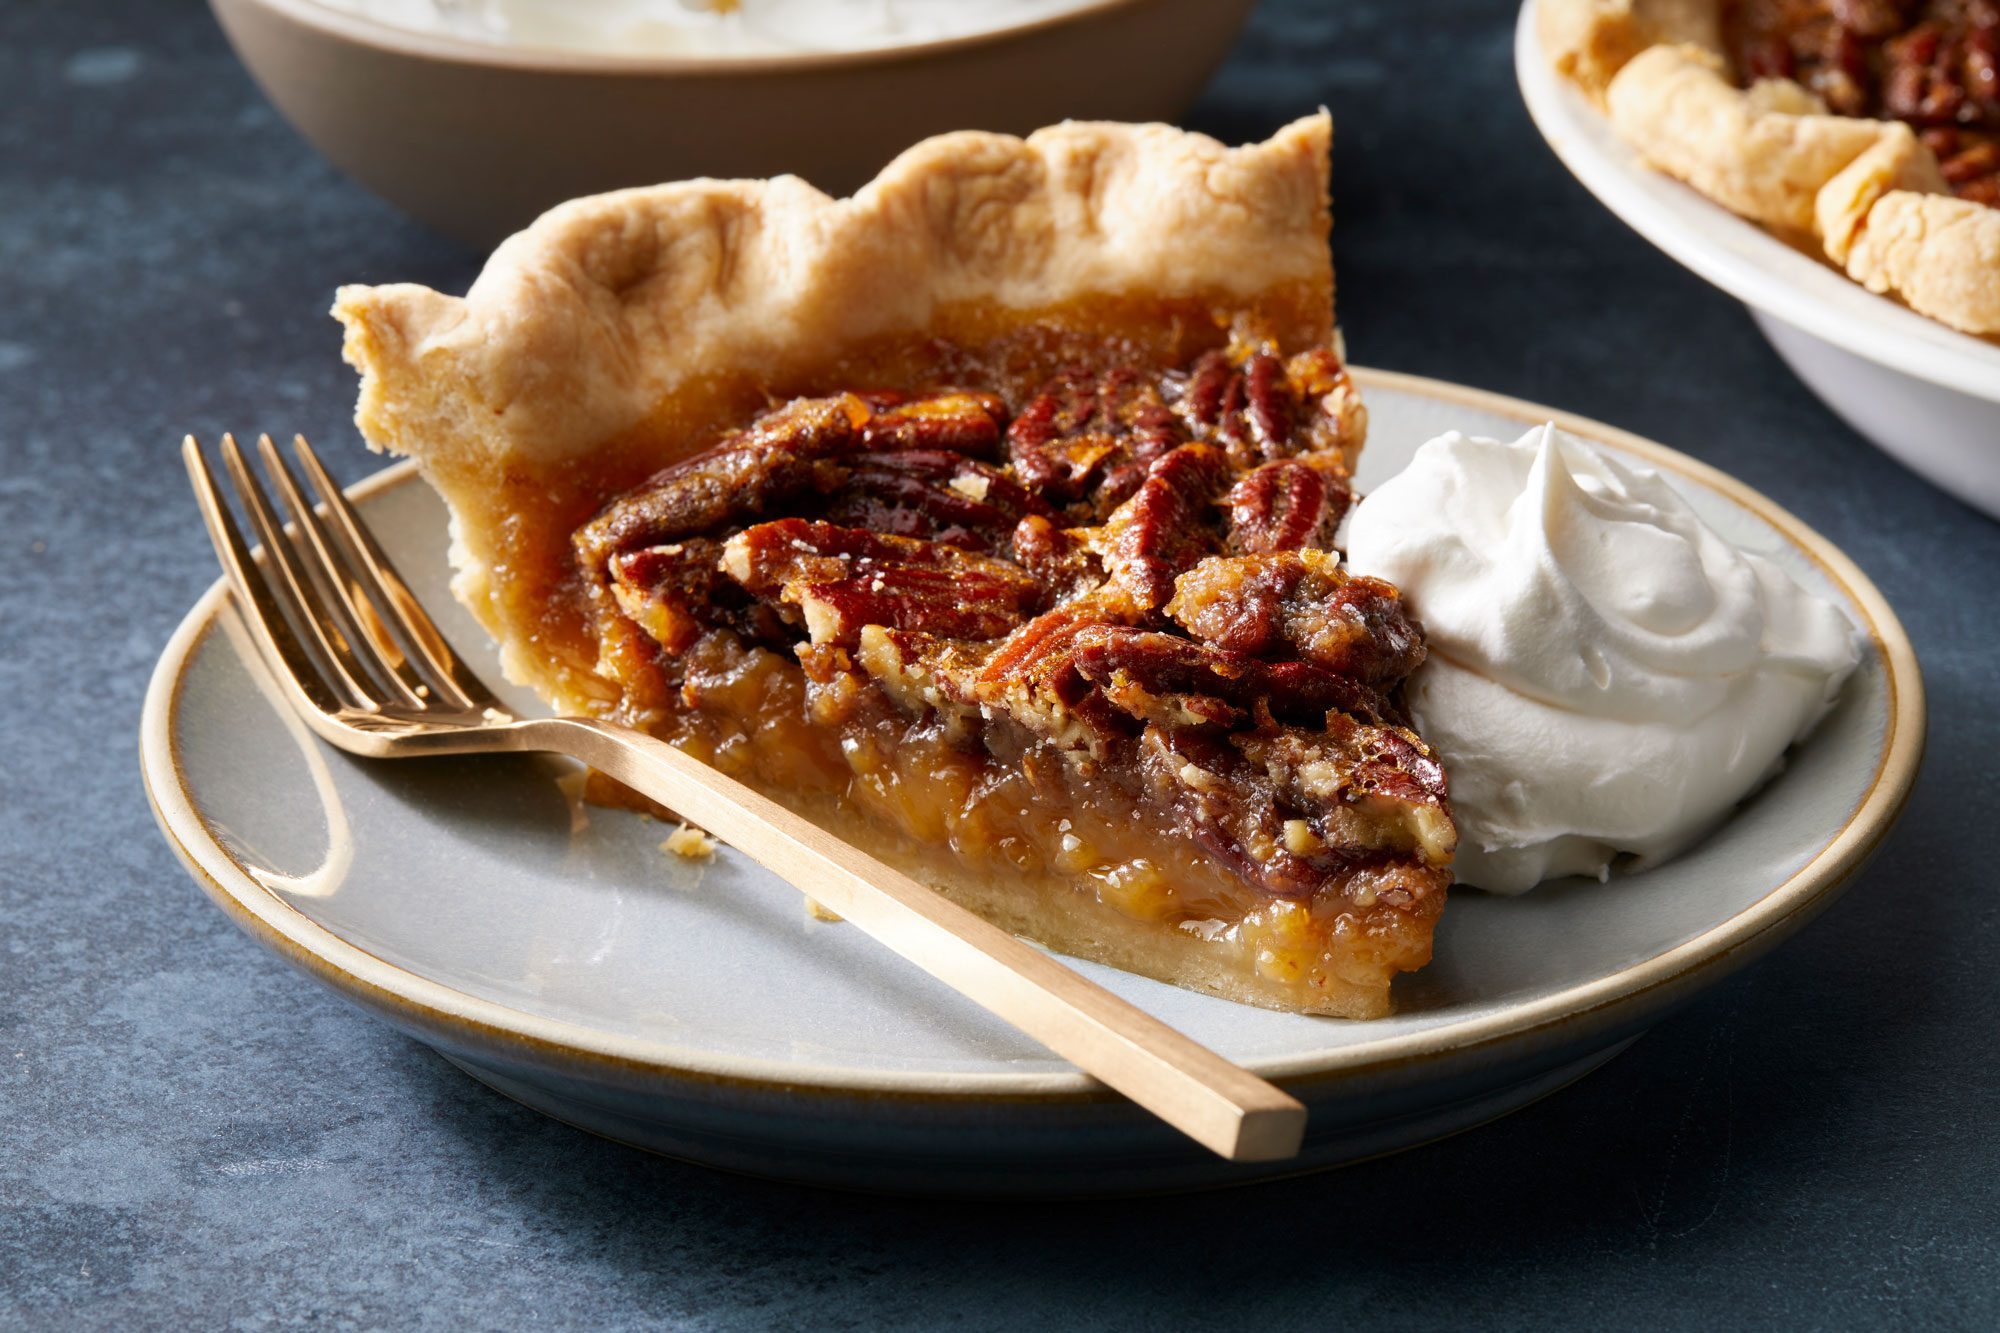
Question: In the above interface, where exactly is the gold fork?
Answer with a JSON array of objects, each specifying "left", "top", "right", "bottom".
[{"left": 183, "top": 432, "right": 1307, "bottom": 1163}]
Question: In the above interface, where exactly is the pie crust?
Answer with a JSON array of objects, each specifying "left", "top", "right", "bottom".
[
  {"left": 335, "top": 116, "right": 1456, "bottom": 1020},
  {"left": 1538, "top": 0, "right": 1723, "bottom": 100},
  {"left": 1540, "top": 0, "right": 2000, "bottom": 336}
]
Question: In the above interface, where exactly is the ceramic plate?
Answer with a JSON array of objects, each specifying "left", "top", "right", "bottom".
[
  {"left": 1514, "top": 1, "right": 2000, "bottom": 519},
  {"left": 142, "top": 370, "right": 1923, "bottom": 1195}
]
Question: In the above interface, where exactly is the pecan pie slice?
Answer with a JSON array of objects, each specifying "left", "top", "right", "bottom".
[
  {"left": 1542, "top": 0, "right": 2000, "bottom": 335},
  {"left": 334, "top": 116, "right": 1454, "bottom": 1018}
]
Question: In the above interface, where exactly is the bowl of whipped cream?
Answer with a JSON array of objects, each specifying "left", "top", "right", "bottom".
[{"left": 209, "top": 0, "right": 1258, "bottom": 247}]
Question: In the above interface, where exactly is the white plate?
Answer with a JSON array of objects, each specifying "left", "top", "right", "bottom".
[
  {"left": 141, "top": 370, "right": 1923, "bottom": 1195},
  {"left": 1514, "top": 1, "right": 2000, "bottom": 518}
]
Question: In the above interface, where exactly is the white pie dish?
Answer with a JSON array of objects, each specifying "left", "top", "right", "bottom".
[
  {"left": 141, "top": 370, "right": 1923, "bottom": 1195},
  {"left": 1514, "top": 0, "right": 2000, "bottom": 520}
]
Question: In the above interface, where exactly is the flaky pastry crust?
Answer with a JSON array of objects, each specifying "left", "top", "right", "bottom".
[
  {"left": 1538, "top": 0, "right": 2000, "bottom": 336},
  {"left": 1607, "top": 43, "right": 1889, "bottom": 234},
  {"left": 1815, "top": 124, "right": 1949, "bottom": 263},
  {"left": 1842, "top": 190, "right": 2000, "bottom": 332},
  {"left": 335, "top": 116, "right": 1340, "bottom": 714},
  {"left": 1537, "top": 0, "right": 1721, "bottom": 102}
]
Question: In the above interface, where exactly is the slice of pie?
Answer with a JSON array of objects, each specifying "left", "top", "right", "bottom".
[
  {"left": 1541, "top": 0, "right": 2000, "bottom": 336},
  {"left": 334, "top": 115, "right": 1455, "bottom": 1018}
]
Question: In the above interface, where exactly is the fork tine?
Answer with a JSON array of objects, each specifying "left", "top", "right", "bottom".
[
  {"left": 218, "top": 434, "right": 381, "bottom": 711},
  {"left": 289, "top": 435, "right": 499, "bottom": 713},
  {"left": 183, "top": 436, "right": 349, "bottom": 719},
  {"left": 254, "top": 434, "right": 428, "bottom": 711}
]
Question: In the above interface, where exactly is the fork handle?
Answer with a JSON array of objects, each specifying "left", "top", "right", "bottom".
[{"left": 516, "top": 715, "right": 1306, "bottom": 1163}]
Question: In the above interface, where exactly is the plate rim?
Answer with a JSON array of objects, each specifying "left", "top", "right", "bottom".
[
  {"left": 141, "top": 368, "right": 1926, "bottom": 1100},
  {"left": 1513, "top": 0, "right": 2000, "bottom": 405}
]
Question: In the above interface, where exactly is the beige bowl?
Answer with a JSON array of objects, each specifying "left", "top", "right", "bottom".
[{"left": 209, "top": 0, "right": 1260, "bottom": 248}]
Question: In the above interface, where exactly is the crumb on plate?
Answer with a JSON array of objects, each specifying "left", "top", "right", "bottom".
[{"left": 661, "top": 824, "right": 717, "bottom": 860}]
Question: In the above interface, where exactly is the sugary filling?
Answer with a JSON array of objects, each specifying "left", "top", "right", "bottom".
[
  {"left": 1725, "top": 0, "right": 2000, "bottom": 205},
  {"left": 640, "top": 634, "right": 1444, "bottom": 1005}
]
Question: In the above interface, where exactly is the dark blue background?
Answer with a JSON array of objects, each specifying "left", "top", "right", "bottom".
[{"left": 3, "top": 1, "right": 1994, "bottom": 1326}]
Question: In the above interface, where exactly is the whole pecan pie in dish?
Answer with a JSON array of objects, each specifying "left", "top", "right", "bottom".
[
  {"left": 1541, "top": 0, "right": 2000, "bottom": 335},
  {"left": 334, "top": 115, "right": 1455, "bottom": 1019}
]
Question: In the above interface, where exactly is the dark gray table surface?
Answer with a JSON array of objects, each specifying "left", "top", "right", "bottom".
[{"left": 4, "top": 0, "right": 1996, "bottom": 1327}]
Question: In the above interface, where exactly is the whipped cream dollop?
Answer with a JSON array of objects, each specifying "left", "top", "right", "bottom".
[
  {"left": 1345, "top": 424, "right": 1861, "bottom": 894},
  {"left": 320, "top": 0, "right": 1102, "bottom": 58}
]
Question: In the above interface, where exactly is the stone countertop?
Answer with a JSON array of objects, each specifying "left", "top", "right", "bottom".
[{"left": 3, "top": 0, "right": 1994, "bottom": 1326}]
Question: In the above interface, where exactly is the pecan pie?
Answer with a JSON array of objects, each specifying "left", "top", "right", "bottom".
[
  {"left": 334, "top": 116, "right": 1457, "bottom": 1018},
  {"left": 1542, "top": 0, "right": 2000, "bottom": 335}
]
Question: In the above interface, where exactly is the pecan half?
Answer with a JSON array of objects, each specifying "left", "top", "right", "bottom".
[
  {"left": 720, "top": 518, "right": 1040, "bottom": 646},
  {"left": 1070, "top": 626, "right": 1391, "bottom": 727},
  {"left": 1170, "top": 346, "right": 1361, "bottom": 467},
  {"left": 821, "top": 450, "right": 1055, "bottom": 552},
  {"left": 1166, "top": 549, "right": 1425, "bottom": 686},
  {"left": 1097, "top": 444, "right": 1233, "bottom": 612},
  {"left": 1224, "top": 458, "right": 1352, "bottom": 554},
  {"left": 1004, "top": 367, "right": 1187, "bottom": 512},
  {"left": 856, "top": 390, "right": 1009, "bottom": 455},
  {"left": 574, "top": 395, "right": 863, "bottom": 578}
]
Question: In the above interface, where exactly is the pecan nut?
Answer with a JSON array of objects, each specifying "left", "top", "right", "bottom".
[
  {"left": 1166, "top": 549, "right": 1425, "bottom": 686},
  {"left": 1224, "top": 458, "right": 1352, "bottom": 554},
  {"left": 720, "top": 518, "right": 1041, "bottom": 646},
  {"left": 1097, "top": 444, "right": 1233, "bottom": 612}
]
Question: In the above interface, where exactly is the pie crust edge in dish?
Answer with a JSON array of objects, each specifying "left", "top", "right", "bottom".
[
  {"left": 333, "top": 115, "right": 1457, "bottom": 1021},
  {"left": 1537, "top": 0, "right": 2000, "bottom": 336}
]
